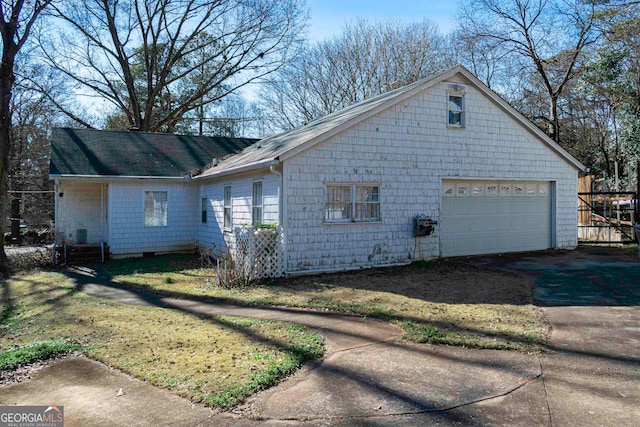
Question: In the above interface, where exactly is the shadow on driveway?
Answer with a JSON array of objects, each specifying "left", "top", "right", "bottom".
[{"left": 467, "top": 246, "right": 640, "bottom": 306}]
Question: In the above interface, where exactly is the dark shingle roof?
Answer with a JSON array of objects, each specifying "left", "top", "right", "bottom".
[{"left": 49, "top": 127, "right": 257, "bottom": 177}]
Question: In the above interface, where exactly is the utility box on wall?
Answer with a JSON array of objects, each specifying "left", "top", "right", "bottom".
[
  {"left": 413, "top": 215, "right": 437, "bottom": 237},
  {"left": 76, "top": 228, "right": 88, "bottom": 244}
]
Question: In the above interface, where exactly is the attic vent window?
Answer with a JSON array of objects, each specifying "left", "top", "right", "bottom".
[{"left": 448, "top": 94, "right": 465, "bottom": 128}]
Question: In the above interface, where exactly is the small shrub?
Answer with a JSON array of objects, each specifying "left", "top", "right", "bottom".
[{"left": 214, "top": 251, "right": 252, "bottom": 288}]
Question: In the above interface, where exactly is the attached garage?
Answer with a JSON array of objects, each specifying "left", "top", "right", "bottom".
[
  {"left": 441, "top": 180, "right": 553, "bottom": 257},
  {"left": 179, "top": 66, "right": 586, "bottom": 273}
]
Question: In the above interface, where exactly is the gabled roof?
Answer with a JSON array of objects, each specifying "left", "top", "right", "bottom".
[
  {"left": 49, "top": 127, "right": 257, "bottom": 178},
  {"left": 196, "top": 65, "right": 585, "bottom": 179}
]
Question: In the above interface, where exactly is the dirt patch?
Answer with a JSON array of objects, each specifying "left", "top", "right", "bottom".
[{"left": 274, "top": 259, "right": 535, "bottom": 306}]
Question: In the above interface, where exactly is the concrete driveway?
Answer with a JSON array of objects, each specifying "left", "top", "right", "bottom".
[
  {"left": 467, "top": 246, "right": 640, "bottom": 426},
  {"left": 1, "top": 247, "right": 638, "bottom": 426}
]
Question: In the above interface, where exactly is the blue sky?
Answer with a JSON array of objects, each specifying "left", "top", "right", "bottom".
[{"left": 307, "top": 0, "right": 459, "bottom": 40}]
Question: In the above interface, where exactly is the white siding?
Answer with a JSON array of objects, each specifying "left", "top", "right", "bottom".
[
  {"left": 198, "top": 171, "right": 280, "bottom": 254},
  {"left": 56, "top": 181, "right": 107, "bottom": 245},
  {"left": 283, "top": 80, "right": 578, "bottom": 272},
  {"left": 108, "top": 181, "right": 198, "bottom": 255}
]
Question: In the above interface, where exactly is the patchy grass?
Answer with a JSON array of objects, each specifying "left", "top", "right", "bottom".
[
  {"left": 0, "top": 339, "right": 82, "bottom": 371},
  {"left": 106, "top": 255, "right": 216, "bottom": 291},
  {"left": 105, "top": 255, "right": 549, "bottom": 351},
  {"left": 0, "top": 272, "right": 324, "bottom": 407},
  {"left": 621, "top": 243, "right": 640, "bottom": 257}
]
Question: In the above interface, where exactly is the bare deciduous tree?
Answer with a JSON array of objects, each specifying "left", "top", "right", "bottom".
[
  {"left": 260, "top": 19, "right": 451, "bottom": 132},
  {"left": 0, "top": 0, "right": 50, "bottom": 274},
  {"left": 9, "top": 75, "right": 57, "bottom": 229},
  {"left": 457, "top": 0, "right": 598, "bottom": 142},
  {"left": 41, "top": 0, "right": 307, "bottom": 132}
]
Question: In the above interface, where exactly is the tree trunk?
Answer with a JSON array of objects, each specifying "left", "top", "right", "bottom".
[
  {"left": 549, "top": 95, "right": 560, "bottom": 143},
  {"left": 0, "top": 54, "right": 13, "bottom": 274}
]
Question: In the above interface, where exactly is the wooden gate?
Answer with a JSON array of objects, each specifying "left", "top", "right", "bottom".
[{"left": 578, "top": 176, "right": 637, "bottom": 243}]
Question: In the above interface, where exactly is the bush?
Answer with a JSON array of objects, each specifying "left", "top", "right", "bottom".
[
  {"left": 21, "top": 228, "right": 55, "bottom": 245},
  {"left": 7, "top": 248, "right": 53, "bottom": 273},
  {"left": 214, "top": 250, "right": 252, "bottom": 288}
]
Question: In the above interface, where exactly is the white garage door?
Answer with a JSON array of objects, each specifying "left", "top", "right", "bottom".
[{"left": 441, "top": 180, "right": 552, "bottom": 257}]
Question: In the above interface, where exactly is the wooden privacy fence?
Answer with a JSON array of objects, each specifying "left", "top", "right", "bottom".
[{"left": 578, "top": 175, "right": 592, "bottom": 225}]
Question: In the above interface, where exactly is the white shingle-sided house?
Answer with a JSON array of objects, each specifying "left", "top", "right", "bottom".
[
  {"left": 49, "top": 129, "right": 256, "bottom": 261},
  {"left": 50, "top": 65, "right": 585, "bottom": 271}
]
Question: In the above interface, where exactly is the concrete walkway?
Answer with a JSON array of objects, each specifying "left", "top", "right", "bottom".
[{"left": 2, "top": 251, "right": 638, "bottom": 426}]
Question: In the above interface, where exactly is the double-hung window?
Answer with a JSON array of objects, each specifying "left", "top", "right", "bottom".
[
  {"left": 325, "top": 184, "right": 380, "bottom": 223},
  {"left": 223, "top": 186, "right": 232, "bottom": 230},
  {"left": 252, "top": 181, "right": 263, "bottom": 225},
  {"left": 144, "top": 191, "right": 168, "bottom": 226}
]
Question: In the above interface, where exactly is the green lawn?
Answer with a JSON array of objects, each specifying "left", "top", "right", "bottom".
[
  {"left": 0, "top": 271, "right": 323, "bottom": 408},
  {"left": 105, "top": 254, "right": 549, "bottom": 351}
]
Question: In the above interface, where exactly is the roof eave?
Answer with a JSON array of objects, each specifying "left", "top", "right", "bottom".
[
  {"left": 194, "top": 158, "right": 279, "bottom": 180},
  {"left": 49, "top": 174, "right": 193, "bottom": 181}
]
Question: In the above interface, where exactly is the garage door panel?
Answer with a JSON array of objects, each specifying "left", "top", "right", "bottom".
[
  {"left": 441, "top": 180, "right": 552, "bottom": 257},
  {"left": 469, "top": 217, "right": 485, "bottom": 230},
  {"left": 483, "top": 202, "right": 500, "bottom": 215}
]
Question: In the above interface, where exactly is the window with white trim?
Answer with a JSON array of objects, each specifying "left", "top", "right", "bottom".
[
  {"left": 448, "top": 94, "right": 464, "bottom": 127},
  {"left": 252, "top": 181, "right": 263, "bottom": 225},
  {"left": 224, "top": 186, "right": 232, "bottom": 229},
  {"left": 144, "top": 191, "right": 167, "bottom": 226},
  {"left": 325, "top": 184, "right": 380, "bottom": 223}
]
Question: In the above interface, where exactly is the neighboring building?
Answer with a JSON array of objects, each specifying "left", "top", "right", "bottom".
[{"left": 50, "top": 65, "right": 585, "bottom": 271}]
